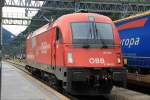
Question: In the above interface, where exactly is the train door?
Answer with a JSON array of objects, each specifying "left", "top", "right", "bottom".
[
  {"left": 51, "top": 27, "right": 66, "bottom": 88},
  {"left": 51, "top": 27, "right": 56, "bottom": 68},
  {"left": 55, "top": 27, "right": 65, "bottom": 90},
  {"left": 55, "top": 27, "right": 64, "bottom": 67},
  {"left": 51, "top": 27, "right": 64, "bottom": 67}
]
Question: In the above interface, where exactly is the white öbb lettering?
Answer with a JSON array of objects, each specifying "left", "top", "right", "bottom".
[{"left": 89, "top": 58, "right": 105, "bottom": 64}]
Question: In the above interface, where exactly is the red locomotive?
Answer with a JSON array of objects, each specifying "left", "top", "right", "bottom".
[{"left": 25, "top": 13, "right": 125, "bottom": 95}]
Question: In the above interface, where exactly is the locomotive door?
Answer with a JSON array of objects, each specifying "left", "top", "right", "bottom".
[
  {"left": 51, "top": 28, "right": 56, "bottom": 68},
  {"left": 51, "top": 27, "right": 63, "bottom": 68}
]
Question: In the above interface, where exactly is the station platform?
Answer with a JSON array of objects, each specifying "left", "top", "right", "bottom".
[
  {"left": 3, "top": 60, "right": 150, "bottom": 100},
  {"left": 1, "top": 61, "right": 69, "bottom": 100}
]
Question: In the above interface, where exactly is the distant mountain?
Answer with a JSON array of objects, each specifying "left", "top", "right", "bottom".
[{"left": 2, "top": 28, "right": 16, "bottom": 45}]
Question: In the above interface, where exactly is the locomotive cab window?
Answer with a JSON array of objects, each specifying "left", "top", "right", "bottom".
[
  {"left": 56, "top": 27, "right": 63, "bottom": 43},
  {"left": 71, "top": 22, "right": 114, "bottom": 48}
]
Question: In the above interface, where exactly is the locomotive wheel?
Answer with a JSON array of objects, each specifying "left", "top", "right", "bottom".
[
  {"left": 104, "top": 94, "right": 111, "bottom": 100},
  {"left": 47, "top": 74, "right": 63, "bottom": 91},
  {"left": 48, "top": 75, "right": 58, "bottom": 88}
]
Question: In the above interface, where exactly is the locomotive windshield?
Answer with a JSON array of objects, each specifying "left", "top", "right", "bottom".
[{"left": 71, "top": 22, "right": 114, "bottom": 48}]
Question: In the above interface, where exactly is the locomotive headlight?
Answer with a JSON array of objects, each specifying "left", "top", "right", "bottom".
[
  {"left": 117, "top": 53, "right": 121, "bottom": 64},
  {"left": 117, "top": 58, "right": 121, "bottom": 64},
  {"left": 67, "top": 52, "right": 73, "bottom": 63}
]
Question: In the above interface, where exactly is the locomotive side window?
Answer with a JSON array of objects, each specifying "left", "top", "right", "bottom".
[
  {"left": 32, "top": 37, "right": 36, "bottom": 48},
  {"left": 56, "top": 27, "right": 63, "bottom": 43}
]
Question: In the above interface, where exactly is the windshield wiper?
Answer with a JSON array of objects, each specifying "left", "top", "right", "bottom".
[
  {"left": 82, "top": 44, "right": 90, "bottom": 48},
  {"left": 101, "top": 45, "right": 108, "bottom": 48},
  {"left": 88, "top": 22, "right": 94, "bottom": 40},
  {"left": 94, "top": 23, "right": 108, "bottom": 48}
]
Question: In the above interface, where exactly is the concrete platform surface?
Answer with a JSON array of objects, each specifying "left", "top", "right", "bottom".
[{"left": 1, "top": 62, "right": 69, "bottom": 100}]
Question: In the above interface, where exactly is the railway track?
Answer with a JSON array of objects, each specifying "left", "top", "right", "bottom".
[
  {"left": 126, "top": 73, "right": 150, "bottom": 94},
  {"left": 127, "top": 73, "right": 150, "bottom": 85},
  {"left": 6, "top": 60, "right": 110, "bottom": 100},
  {"left": 112, "top": 72, "right": 150, "bottom": 94}
]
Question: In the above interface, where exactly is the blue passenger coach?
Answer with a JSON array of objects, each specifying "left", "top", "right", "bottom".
[{"left": 114, "top": 11, "right": 150, "bottom": 69}]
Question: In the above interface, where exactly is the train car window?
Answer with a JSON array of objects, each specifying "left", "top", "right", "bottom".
[
  {"left": 32, "top": 37, "right": 36, "bottom": 48},
  {"left": 56, "top": 27, "right": 63, "bottom": 43}
]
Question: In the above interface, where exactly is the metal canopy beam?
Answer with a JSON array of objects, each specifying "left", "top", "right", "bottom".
[
  {"left": 2, "top": 0, "right": 150, "bottom": 25},
  {"left": 2, "top": 17, "right": 46, "bottom": 26},
  {"left": 34, "top": 0, "right": 150, "bottom": 3},
  {"left": 4, "top": 0, "right": 42, "bottom": 8},
  {"left": 4, "top": 0, "right": 150, "bottom": 13},
  {"left": 2, "top": 17, "right": 31, "bottom": 26}
]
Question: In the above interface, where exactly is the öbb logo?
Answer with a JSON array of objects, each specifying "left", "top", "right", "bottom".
[{"left": 89, "top": 58, "right": 105, "bottom": 64}]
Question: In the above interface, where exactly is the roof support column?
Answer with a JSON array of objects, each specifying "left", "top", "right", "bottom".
[{"left": 0, "top": 0, "right": 4, "bottom": 99}]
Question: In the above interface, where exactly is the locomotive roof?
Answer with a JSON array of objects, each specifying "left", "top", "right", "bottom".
[
  {"left": 53, "top": 13, "right": 112, "bottom": 43},
  {"left": 53, "top": 13, "right": 112, "bottom": 26},
  {"left": 114, "top": 10, "right": 150, "bottom": 23},
  {"left": 27, "top": 13, "right": 112, "bottom": 39}
]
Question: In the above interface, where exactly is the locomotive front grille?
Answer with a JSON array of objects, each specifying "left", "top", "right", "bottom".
[{"left": 68, "top": 68, "right": 113, "bottom": 92}]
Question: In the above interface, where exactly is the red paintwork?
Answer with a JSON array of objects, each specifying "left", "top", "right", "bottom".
[
  {"left": 117, "top": 18, "right": 148, "bottom": 31},
  {"left": 26, "top": 13, "right": 123, "bottom": 68}
]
